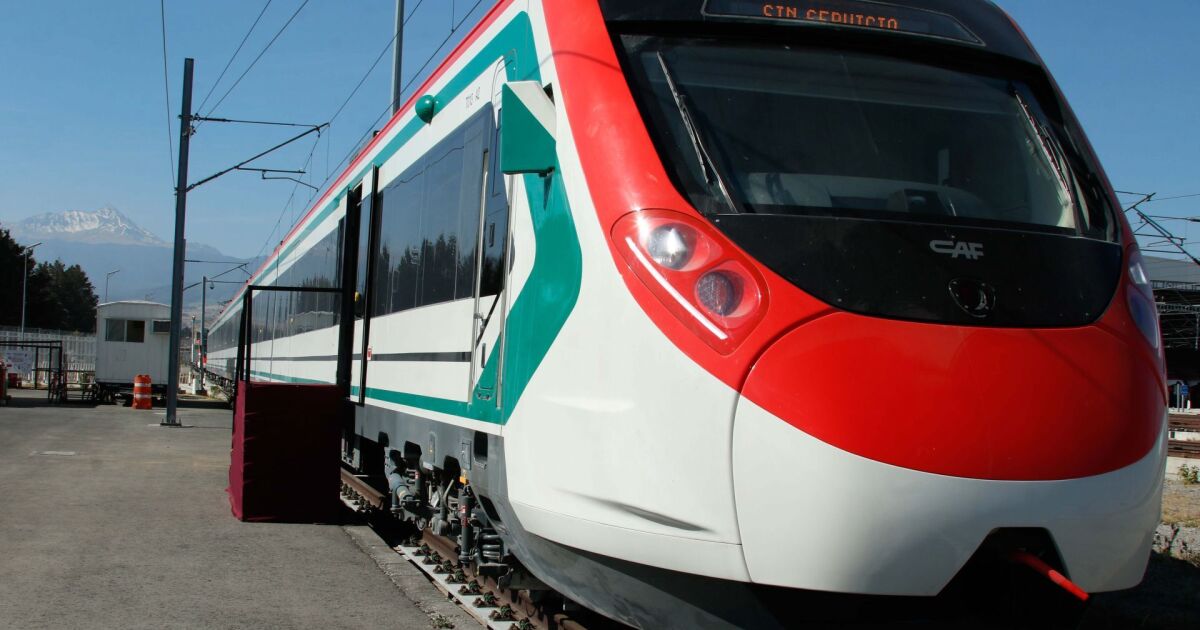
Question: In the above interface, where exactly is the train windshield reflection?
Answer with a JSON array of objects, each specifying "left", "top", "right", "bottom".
[{"left": 622, "top": 36, "right": 1116, "bottom": 239}]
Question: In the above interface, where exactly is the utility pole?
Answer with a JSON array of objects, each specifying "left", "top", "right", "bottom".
[
  {"left": 104, "top": 268, "right": 120, "bottom": 303},
  {"left": 20, "top": 241, "right": 42, "bottom": 335},
  {"left": 199, "top": 275, "right": 207, "bottom": 393},
  {"left": 391, "top": 0, "right": 405, "bottom": 113},
  {"left": 154, "top": 57, "right": 322, "bottom": 419},
  {"left": 164, "top": 57, "right": 194, "bottom": 427}
]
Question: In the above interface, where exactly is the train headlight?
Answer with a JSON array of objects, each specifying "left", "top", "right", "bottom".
[
  {"left": 1126, "top": 249, "right": 1161, "bottom": 351},
  {"left": 646, "top": 225, "right": 693, "bottom": 270},
  {"left": 696, "top": 271, "right": 739, "bottom": 316},
  {"left": 1127, "top": 289, "right": 1160, "bottom": 350},
  {"left": 1129, "top": 253, "right": 1151, "bottom": 292},
  {"left": 613, "top": 210, "right": 768, "bottom": 355}
]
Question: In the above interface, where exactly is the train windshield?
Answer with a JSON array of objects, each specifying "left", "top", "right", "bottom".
[{"left": 620, "top": 36, "right": 1115, "bottom": 239}]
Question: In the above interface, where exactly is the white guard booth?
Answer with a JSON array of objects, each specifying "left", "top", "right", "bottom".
[{"left": 94, "top": 301, "right": 172, "bottom": 402}]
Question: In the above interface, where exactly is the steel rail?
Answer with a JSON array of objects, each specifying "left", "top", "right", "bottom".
[{"left": 340, "top": 468, "right": 595, "bottom": 630}]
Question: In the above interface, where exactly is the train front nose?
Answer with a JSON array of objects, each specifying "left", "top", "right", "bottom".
[{"left": 730, "top": 312, "right": 1166, "bottom": 594}]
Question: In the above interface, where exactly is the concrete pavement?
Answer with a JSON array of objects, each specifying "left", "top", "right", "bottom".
[{"left": 0, "top": 390, "right": 474, "bottom": 629}]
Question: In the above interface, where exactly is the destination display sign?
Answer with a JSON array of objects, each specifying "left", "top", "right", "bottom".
[{"left": 702, "top": 0, "right": 981, "bottom": 44}]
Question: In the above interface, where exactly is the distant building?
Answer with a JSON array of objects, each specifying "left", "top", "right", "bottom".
[
  {"left": 1145, "top": 256, "right": 1200, "bottom": 386},
  {"left": 94, "top": 301, "right": 171, "bottom": 401},
  {"left": 1145, "top": 256, "right": 1200, "bottom": 286}
]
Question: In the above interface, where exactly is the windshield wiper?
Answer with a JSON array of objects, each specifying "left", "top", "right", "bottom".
[
  {"left": 1012, "top": 86, "right": 1078, "bottom": 214},
  {"left": 656, "top": 52, "right": 741, "bottom": 213},
  {"left": 1012, "top": 86, "right": 1094, "bottom": 233}
]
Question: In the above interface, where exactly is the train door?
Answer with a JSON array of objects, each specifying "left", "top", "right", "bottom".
[
  {"left": 469, "top": 109, "right": 510, "bottom": 407},
  {"left": 344, "top": 171, "right": 378, "bottom": 405}
]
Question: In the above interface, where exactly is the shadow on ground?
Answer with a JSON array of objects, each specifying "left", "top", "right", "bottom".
[{"left": 1083, "top": 553, "right": 1200, "bottom": 629}]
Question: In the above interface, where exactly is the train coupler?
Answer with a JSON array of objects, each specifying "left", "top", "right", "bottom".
[{"left": 1008, "top": 550, "right": 1090, "bottom": 602}]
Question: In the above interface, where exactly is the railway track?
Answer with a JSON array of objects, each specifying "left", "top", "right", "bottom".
[
  {"left": 1170, "top": 439, "right": 1200, "bottom": 458},
  {"left": 1169, "top": 414, "right": 1200, "bottom": 459},
  {"left": 340, "top": 469, "right": 606, "bottom": 630},
  {"left": 1169, "top": 414, "right": 1200, "bottom": 432}
]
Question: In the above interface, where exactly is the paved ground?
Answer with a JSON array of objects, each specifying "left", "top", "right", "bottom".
[
  {"left": 4, "top": 387, "right": 1199, "bottom": 629},
  {"left": 0, "top": 389, "right": 473, "bottom": 630}
]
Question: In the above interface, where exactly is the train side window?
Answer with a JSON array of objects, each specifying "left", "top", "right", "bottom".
[
  {"left": 480, "top": 113, "right": 508, "bottom": 298},
  {"left": 273, "top": 221, "right": 344, "bottom": 333},
  {"left": 373, "top": 108, "right": 493, "bottom": 317},
  {"left": 374, "top": 164, "right": 423, "bottom": 316},
  {"left": 454, "top": 122, "right": 486, "bottom": 300},
  {"left": 420, "top": 141, "right": 466, "bottom": 305},
  {"left": 355, "top": 186, "right": 373, "bottom": 319},
  {"left": 491, "top": 111, "right": 504, "bottom": 198}
]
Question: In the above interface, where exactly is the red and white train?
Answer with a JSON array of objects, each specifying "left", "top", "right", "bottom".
[{"left": 208, "top": 0, "right": 1166, "bottom": 626}]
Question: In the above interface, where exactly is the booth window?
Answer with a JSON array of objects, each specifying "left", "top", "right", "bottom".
[{"left": 105, "top": 319, "right": 146, "bottom": 343}]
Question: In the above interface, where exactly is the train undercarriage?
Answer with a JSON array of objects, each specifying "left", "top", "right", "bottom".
[
  {"left": 339, "top": 432, "right": 1096, "bottom": 630},
  {"left": 339, "top": 452, "right": 614, "bottom": 630}
]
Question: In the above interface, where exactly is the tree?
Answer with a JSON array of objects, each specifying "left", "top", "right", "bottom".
[
  {"left": 26, "top": 261, "right": 98, "bottom": 333},
  {"left": 0, "top": 225, "right": 37, "bottom": 328},
  {"left": 0, "top": 226, "right": 98, "bottom": 332},
  {"left": 56, "top": 263, "right": 98, "bottom": 332},
  {"left": 24, "top": 263, "right": 64, "bottom": 330}
]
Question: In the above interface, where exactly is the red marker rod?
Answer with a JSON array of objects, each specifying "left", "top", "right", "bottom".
[{"left": 1009, "top": 550, "right": 1090, "bottom": 602}]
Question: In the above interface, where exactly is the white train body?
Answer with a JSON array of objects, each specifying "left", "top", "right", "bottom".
[{"left": 207, "top": 1, "right": 1166, "bottom": 627}]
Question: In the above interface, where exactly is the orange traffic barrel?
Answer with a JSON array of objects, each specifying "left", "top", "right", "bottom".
[{"left": 133, "top": 375, "right": 153, "bottom": 410}]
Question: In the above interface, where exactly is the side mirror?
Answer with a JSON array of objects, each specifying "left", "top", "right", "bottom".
[{"left": 500, "top": 81, "right": 556, "bottom": 175}]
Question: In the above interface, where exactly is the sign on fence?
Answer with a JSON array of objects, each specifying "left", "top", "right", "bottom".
[{"left": 1, "top": 349, "right": 34, "bottom": 373}]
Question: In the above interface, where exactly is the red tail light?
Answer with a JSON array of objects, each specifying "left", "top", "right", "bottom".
[{"left": 613, "top": 210, "right": 768, "bottom": 354}]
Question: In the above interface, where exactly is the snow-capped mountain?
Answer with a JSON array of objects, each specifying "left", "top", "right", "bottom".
[
  {"left": 5, "top": 206, "right": 257, "bottom": 307},
  {"left": 12, "top": 205, "right": 168, "bottom": 246}
]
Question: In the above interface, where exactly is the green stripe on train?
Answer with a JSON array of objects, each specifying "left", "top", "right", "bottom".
[{"left": 239, "top": 13, "right": 582, "bottom": 426}]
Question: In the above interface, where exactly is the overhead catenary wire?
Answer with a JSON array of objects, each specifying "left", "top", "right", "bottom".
[
  {"left": 402, "top": 0, "right": 488, "bottom": 102},
  {"left": 1146, "top": 192, "right": 1200, "bottom": 203},
  {"left": 1121, "top": 191, "right": 1200, "bottom": 266},
  {"left": 323, "top": 100, "right": 394, "bottom": 188},
  {"left": 315, "top": 0, "right": 429, "bottom": 185},
  {"left": 186, "top": 259, "right": 253, "bottom": 265},
  {"left": 247, "top": 0, "right": 485, "bottom": 277},
  {"left": 193, "top": 115, "right": 324, "bottom": 128},
  {"left": 253, "top": 134, "right": 322, "bottom": 264},
  {"left": 186, "top": 122, "right": 326, "bottom": 193},
  {"left": 194, "top": 0, "right": 275, "bottom": 116},
  {"left": 1117, "top": 190, "right": 1200, "bottom": 203},
  {"left": 202, "top": 0, "right": 311, "bottom": 120},
  {"left": 328, "top": 0, "right": 428, "bottom": 125},
  {"left": 236, "top": 0, "right": 423, "bottom": 267},
  {"left": 158, "top": 0, "right": 175, "bottom": 185},
  {"left": 317, "top": 0, "right": 487, "bottom": 192},
  {"left": 251, "top": 0, "right": 435, "bottom": 263}
]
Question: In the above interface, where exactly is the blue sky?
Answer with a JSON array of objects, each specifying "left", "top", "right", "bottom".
[{"left": 0, "top": 0, "right": 1197, "bottom": 258}]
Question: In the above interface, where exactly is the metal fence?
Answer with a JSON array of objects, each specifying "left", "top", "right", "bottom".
[{"left": 0, "top": 326, "right": 96, "bottom": 384}]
